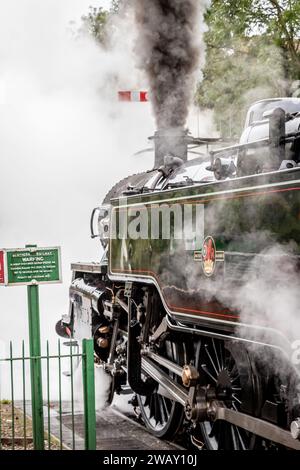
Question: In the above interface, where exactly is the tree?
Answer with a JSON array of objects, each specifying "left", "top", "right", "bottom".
[
  {"left": 197, "top": 0, "right": 300, "bottom": 138},
  {"left": 80, "top": 1, "right": 122, "bottom": 45},
  {"left": 80, "top": 6, "right": 109, "bottom": 44},
  {"left": 214, "top": 0, "right": 300, "bottom": 78},
  {"left": 110, "top": 0, "right": 121, "bottom": 14}
]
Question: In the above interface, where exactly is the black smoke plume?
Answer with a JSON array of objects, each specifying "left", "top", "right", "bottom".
[{"left": 132, "top": 0, "right": 209, "bottom": 130}]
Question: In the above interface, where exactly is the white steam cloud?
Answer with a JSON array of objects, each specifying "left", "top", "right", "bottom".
[
  {"left": 234, "top": 244, "right": 300, "bottom": 375},
  {"left": 0, "top": 0, "right": 154, "bottom": 351},
  {"left": 0, "top": 0, "right": 155, "bottom": 398},
  {"left": 0, "top": 0, "right": 213, "bottom": 402},
  {"left": 164, "top": 234, "right": 300, "bottom": 380}
]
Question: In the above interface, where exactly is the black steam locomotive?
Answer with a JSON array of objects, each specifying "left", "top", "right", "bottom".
[{"left": 56, "top": 98, "right": 300, "bottom": 450}]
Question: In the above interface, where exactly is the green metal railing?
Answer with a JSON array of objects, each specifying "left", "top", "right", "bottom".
[{"left": 0, "top": 338, "right": 96, "bottom": 451}]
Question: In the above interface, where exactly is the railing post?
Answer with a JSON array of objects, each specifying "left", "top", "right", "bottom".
[
  {"left": 26, "top": 247, "right": 44, "bottom": 450},
  {"left": 82, "top": 339, "right": 96, "bottom": 450}
]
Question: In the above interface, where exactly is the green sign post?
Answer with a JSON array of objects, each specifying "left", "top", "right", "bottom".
[
  {"left": 5, "top": 247, "right": 61, "bottom": 286},
  {"left": 0, "top": 245, "right": 62, "bottom": 450}
]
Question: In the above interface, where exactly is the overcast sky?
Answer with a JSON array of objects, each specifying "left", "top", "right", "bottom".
[
  {"left": 0, "top": 0, "right": 207, "bottom": 356},
  {"left": 0, "top": 0, "right": 154, "bottom": 354}
]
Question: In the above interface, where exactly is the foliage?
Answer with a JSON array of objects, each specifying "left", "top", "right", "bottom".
[
  {"left": 197, "top": 0, "right": 300, "bottom": 138},
  {"left": 215, "top": 0, "right": 300, "bottom": 77},
  {"left": 110, "top": 0, "right": 121, "bottom": 14},
  {"left": 80, "top": 6, "right": 109, "bottom": 44},
  {"left": 1, "top": 399, "right": 11, "bottom": 404},
  {"left": 80, "top": 1, "right": 121, "bottom": 45}
]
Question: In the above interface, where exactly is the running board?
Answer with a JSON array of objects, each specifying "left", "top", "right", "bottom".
[{"left": 141, "top": 356, "right": 300, "bottom": 450}]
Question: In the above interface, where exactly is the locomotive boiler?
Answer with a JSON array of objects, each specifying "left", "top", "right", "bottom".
[{"left": 56, "top": 97, "right": 300, "bottom": 450}]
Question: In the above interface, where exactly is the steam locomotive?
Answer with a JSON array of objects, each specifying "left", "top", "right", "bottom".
[{"left": 56, "top": 98, "right": 300, "bottom": 450}]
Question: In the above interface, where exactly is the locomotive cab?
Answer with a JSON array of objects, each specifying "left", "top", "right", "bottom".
[{"left": 240, "top": 98, "right": 300, "bottom": 166}]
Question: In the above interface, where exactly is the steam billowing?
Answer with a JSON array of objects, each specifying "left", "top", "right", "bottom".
[
  {"left": 0, "top": 1, "right": 154, "bottom": 399},
  {"left": 132, "top": 0, "right": 210, "bottom": 129}
]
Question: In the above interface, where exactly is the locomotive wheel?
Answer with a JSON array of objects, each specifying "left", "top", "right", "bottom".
[
  {"left": 197, "top": 338, "right": 262, "bottom": 450},
  {"left": 137, "top": 340, "right": 185, "bottom": 439}
]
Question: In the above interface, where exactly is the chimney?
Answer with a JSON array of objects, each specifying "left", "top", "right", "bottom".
[{"left": 153, "top": 128, "right": 188, "bottom": 168}]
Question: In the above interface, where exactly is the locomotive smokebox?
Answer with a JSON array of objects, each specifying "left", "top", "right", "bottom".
[{"left": 153, "top": 128, "right": 188, "bottom": 168}]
